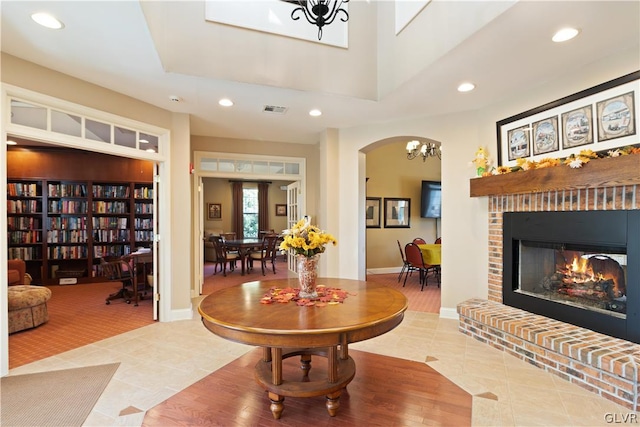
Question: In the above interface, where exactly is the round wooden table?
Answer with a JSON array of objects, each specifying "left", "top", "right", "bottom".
[{"left": 198, "top": 278, "right": 408, "bottom": 419}]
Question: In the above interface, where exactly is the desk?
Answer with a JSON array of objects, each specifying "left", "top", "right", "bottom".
[
  {"left": 417, "top": 243, "right": 441, "bottom": 265},
  {"left": 128, "top": 251, "right": 153, "bottom": 306},
  {"left": 198, "top": 278, "right": 407, "bottom": 419},
  {"left": 223, "top": 238, "right": 262, "bottom": 275}
]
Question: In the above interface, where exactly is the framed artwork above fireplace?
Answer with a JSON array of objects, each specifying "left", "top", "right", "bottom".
[{"left": 497, "top": 70, "right": 639, "bottom": 167}]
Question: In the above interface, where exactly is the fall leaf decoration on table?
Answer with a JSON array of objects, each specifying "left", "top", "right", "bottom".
[{"left": 260, "top": 285, "right": 353, "bottom": 307}]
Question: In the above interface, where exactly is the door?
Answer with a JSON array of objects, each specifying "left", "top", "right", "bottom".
[
  {"left": 197, "top": 176, "right": 204, "bottom": 295},
  {"left": 152, "top": 166, "right": 160, "bottom": 320},
  {"left": 286, "top": 181, "right": 302, "bottom": 272}
]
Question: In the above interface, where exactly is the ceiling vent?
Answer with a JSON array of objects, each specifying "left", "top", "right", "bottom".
[{"left": 263, "top": 105, "right": 288, "bottom": 114}]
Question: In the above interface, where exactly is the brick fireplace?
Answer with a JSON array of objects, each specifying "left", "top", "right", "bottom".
[{"left": 460, "top": 154, "right": 640, "bottom": 410}]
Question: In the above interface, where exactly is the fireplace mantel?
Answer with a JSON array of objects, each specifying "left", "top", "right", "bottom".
[{"left": 469, "top": 154, "right": 640, "bottom": 197}]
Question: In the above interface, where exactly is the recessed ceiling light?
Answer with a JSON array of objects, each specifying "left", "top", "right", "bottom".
[
  {"left": 309, "top": 109, "right": 322, "bottom": 117},
  {"left": 145, "top": 148, "right": 156, "bottom": 153},
  {"left": 552, "top": 27, "right": 580, "bottom": 43},
  {"left": 31, "top": 12, "right": 64, "bottom": 29},
  {"left": 219, "top": 98, "right": 233, "bottom": 107},
  {"left": 457, "top": 82, "right": 476, "bottom": 93},
  {"left": 7, "top": 140, "right": 18, "bottom": 145},
  {"left": 139, "top": 139, "right": 149, "bottom": 144}
]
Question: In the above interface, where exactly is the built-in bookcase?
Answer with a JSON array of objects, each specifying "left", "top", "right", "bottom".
[
  {"left": 7, "top": 179, "right": 154, "bottom": 284},
  {"left": 7, "top": 181, "right": 43, "bottom": 281}
]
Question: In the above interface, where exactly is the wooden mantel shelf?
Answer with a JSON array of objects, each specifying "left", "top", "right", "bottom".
[{"left": 470, "top": 154, "right": 640, "bottom": 197}]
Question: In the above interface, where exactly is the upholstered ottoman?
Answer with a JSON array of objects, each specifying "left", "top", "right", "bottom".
[{"left": 8, "top": 285, "right": 52, "bottom": 334}]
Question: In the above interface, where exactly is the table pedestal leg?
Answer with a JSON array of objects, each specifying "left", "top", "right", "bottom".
[
  {"left": 268, "top": 392, "right": 284, "bottom": 419},
  {"left": 326, "top": 390, "right": 342, "bottom": 417},
  {"left": 300, "top": 354, "right": 311, "bottom": 381}
]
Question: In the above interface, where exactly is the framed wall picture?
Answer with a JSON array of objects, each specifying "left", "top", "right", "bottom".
[
  {"left": 275, "top": 204, "right": 287, "bottom": 216},
  {"left": 384, "top": 198, "right": 410, "bottom": 228},
  {"left": 365, "top": 197, "right": 381, "bottom": 228},
  {"left": 596, "top": 91, "right": 636, "bottom": 142},
  {"left": 497, "top": 71, "right": 639, "bottom": 166},
  {"left": 208, "top": 203, "right": 222, "bottom": 220},
  {"left": 561, "top": 105, "right": 594, "bottom": 149},
  {"left": 531, "top": 116, "right": 559, "bottom": 156}
]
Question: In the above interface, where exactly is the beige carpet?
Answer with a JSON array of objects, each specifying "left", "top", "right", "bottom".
[{"left": 1, "top": 363, "right": 120, "bottom": 427}]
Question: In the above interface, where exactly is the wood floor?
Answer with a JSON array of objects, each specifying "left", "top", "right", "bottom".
[{"left": 142, "top": 348, "right": 472, "bottom": 426}]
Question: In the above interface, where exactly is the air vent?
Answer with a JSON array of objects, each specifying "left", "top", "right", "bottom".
[{"left": 263, "top": 105, "right": 288, "bottom": 114}]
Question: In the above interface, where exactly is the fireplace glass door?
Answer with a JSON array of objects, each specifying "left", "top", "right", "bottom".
[{"left": 518, "top": 241, "right": 627, "bottom": 319}]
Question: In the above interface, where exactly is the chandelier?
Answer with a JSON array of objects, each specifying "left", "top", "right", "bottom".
[
  {"left": 284, "top": 0, "right": 349, "bottom": 40},
  {"left": 406, "top": 140, "right": 441, "bottom": 161}
]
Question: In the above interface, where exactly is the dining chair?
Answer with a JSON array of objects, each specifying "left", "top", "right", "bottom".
[
  {"left": 404, "top": 243, "right": 438, "bottom": 291},
  {"left": 221, "top": 232, "right": 237, "bottom": 241},
  {"left": 248, "top": 234, "right": 279, "bottom": 275},
  {"left": 258, "top": 229, "right": 275, "bottom": 240},
  {"left": 396, "top": 239, "right": 413, "bottom": 283},
  {"left": 211, "top": 235, "right": 239, "bottom": 276},
  {"left": 412, "top": 237, "right": 427, "bottom": 245},
  {"left": 434, "top": 237, "right": 442, "bottom": 244}
]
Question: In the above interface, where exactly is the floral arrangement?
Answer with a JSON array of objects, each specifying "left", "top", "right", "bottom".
[
  {"left": 474, "top": 145, "right": 640, "bottom": 177},
  {"left": 279, "top": 216, "right": 337, "bottom": 258}
]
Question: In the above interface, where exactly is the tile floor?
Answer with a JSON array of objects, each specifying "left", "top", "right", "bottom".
[{"left": 8, "top": 302, "right": 635, "bottom": 426}]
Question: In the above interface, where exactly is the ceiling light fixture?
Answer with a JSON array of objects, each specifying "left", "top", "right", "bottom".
[
  {"left": 406, "top": 140, "right": 441, "bottom": 162},
  {"left": 457, "top": 82, "right": 476, "bottom": 93},
  {"left": 552, "top": 27, "right": 580, "bottom": 43},
  {"left": 309, "top": 109, "right": 322, "bottom": 117},
  {"left": 7, "top": 140, "right": 18, "bottom": 145},
  {"left": 219, "top": 98, "right": 233, "bottom": 107},
  {"left": 284, "top": 0, "right": 349, "bottom": 40},
  {"left": 31, "top": 12, "right": 64, "bottom": 29}
]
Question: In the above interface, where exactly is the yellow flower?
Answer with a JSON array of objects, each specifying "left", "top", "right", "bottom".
[
  {"left": 278, "top": 216, "right": 337, "bottom": 257},
  {"left": 537, "top": 158, "right": 560, "bottom": 168}
]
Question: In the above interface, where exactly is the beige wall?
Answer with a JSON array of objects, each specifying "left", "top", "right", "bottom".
[
  {"left": 191, "top": 135, "right": 320, "bottom": 221},
  {"left": 337, "top": 46, "right": 640, "bottom": 317},
  {"left": 1, "top": 54, "right": 172, "bottom": 127},
  {"left": 1, "top": 53, "right": 192, "bottom": 318},
  {"left": 365, "top": 140, "right": 441, "bottom": 270},
  {"left": 202, "top": 178, "right": 289, "bottom": 235}
]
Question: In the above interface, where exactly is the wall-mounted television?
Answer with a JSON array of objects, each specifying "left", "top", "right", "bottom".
[{"left": 420, "top": 181, "right": 441, "bottom": 218}]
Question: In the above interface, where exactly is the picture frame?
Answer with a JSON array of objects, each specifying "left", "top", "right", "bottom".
[
  {"left": 208, "top": 203, "right": 222, "bottom": 220},
  {"left": 497, "top": 71, "right": 639, "bottom": 166},
  {"left": 275, "top": 204, "right": 287, "bottom": 216},
  {"left": 365, "top": 197, "right": 381, "bottom": 228},
  {"left": 384, "top": 198, "right": 410, "bottom": 228}
]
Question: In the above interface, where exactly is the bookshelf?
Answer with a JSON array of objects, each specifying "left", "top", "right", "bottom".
[
  {"left": 7, "top": 180, "right": 43, "bottom": 280},
  {"left": 7, "top": 147, "right": 155, "bottom": 284},
  {"left": 7, "top": 179, "right": 154, "bottom": 284}
]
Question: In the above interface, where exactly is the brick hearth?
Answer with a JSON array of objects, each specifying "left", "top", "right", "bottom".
[{"left": 462, "top": 181, "right": 640, "bottom": 410}]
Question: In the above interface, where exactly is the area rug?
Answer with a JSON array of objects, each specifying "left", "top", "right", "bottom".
[{"left": 1, "top": 362, "right": 120, "bottom": 427}]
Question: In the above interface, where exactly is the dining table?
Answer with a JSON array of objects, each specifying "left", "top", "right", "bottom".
[
  {"left": 223, "top": 238, "right": 263, "bottom": 275},
  {"left": 417, "top": 243, "right": 441, "bottom": 266},
  {"left": 198, "top": 278, "right": 408, "bottom": 419}
]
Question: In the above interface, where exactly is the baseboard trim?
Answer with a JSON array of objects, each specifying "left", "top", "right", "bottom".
[
  {"left": 439, "top": 307, "right": 458, "bottom": 320},
  {"left": 367, "top": 267, "right": 401, "bottom": 275},
  {"left": 169, "top": 306, "right": 194, "bottom": 322}
]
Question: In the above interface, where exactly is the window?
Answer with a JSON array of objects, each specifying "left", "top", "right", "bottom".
[{"left": 243, "top": 188, "right": 258, "bottom": 238}]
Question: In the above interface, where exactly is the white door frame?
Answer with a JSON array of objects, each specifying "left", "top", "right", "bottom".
[
  {"left": 1, "top": 84, "right": 170, "bottom": 376},
  {"left": 192, "top": 152, "right": 306, "bottom": 296}
]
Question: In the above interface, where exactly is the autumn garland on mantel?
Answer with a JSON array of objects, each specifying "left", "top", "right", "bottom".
[{"left": 473, "top": 145, "right": 640, "bottom": 177}]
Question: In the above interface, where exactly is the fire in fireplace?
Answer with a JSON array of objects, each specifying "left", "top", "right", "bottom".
[{"left": 503, "top": 210, "right": 640, "bottom": 343}]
